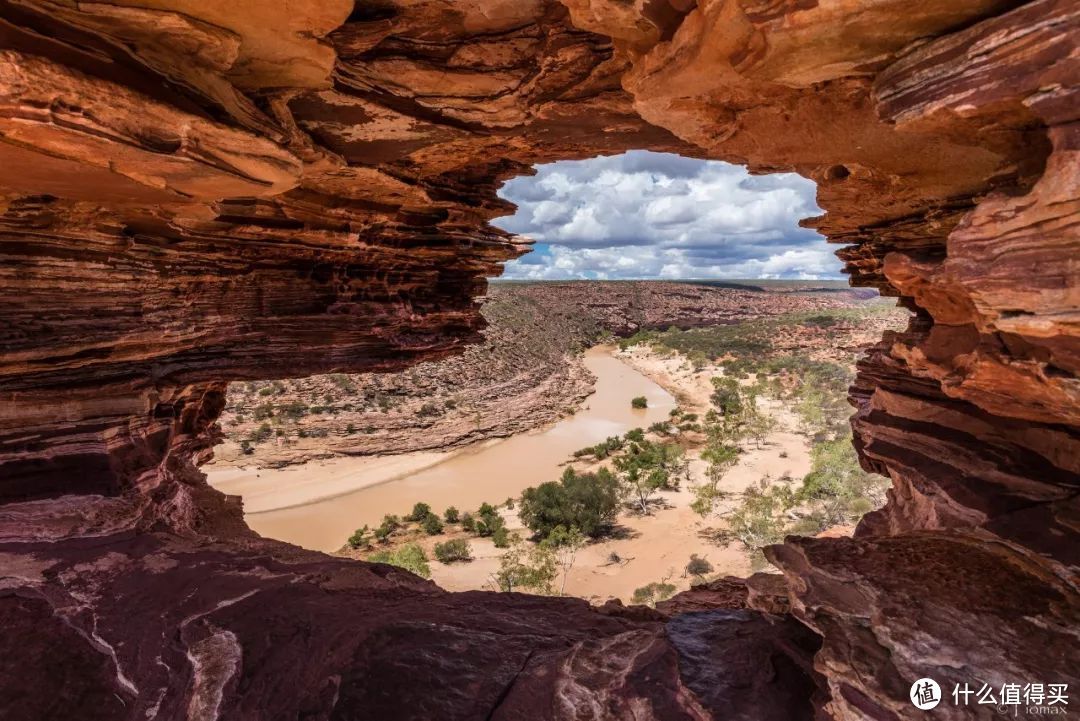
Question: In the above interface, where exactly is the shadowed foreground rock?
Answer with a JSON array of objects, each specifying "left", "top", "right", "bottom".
[
  {"left": 0, "top": 0, "right": 1078, "bottom": 719},
  {"left": 2, "top": 528, "right": 822, "bottom": 721}
]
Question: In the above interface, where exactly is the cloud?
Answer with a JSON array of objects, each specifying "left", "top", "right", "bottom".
[{"left": 493, "top": 150, "right": 841, "bottom": 280}]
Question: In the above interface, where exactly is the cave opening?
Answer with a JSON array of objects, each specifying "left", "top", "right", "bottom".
[
  {"left": 202, "top": 150, "right": 912, "bottom": 602},
  {"left": 2, "top": 1, "right": 1076, "bottom": 719}
]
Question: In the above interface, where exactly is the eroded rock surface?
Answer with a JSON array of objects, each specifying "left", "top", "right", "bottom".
[{"left": 1, "top": 1, "right": 1077, "bottom": 719}]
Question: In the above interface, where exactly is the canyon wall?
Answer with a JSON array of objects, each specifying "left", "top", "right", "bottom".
[{"left": 0, "top": 1, "right": 1076, "bottom": 720}]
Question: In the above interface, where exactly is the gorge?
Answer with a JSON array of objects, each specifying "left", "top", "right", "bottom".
[{"left": 1, "top": 2, "right": 1078, "bottom": 720}]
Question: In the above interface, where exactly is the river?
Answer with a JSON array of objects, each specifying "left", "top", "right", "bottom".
[{"left": 207, "top": 345, "right": 676, "bottom": 551}]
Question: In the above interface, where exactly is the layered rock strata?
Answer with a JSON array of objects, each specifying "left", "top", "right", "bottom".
[{"left": 1, "top": 1, "right": 1077, "bottom": 720}]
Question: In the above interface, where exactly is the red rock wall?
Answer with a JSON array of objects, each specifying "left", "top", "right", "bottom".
[{"left": 0, "top": 1, "right": 1077, "bottom": 719}]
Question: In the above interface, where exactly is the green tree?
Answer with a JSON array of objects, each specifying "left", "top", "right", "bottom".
[
  {"left": 368, "top": 543, "right": 430, "bottom": 578},
  {"left": 798, "top": 437, "right": 887, "bottom": 525},
  {"left": 710, "top": 377, "right": 742, "bottom": 416},
  {"left": 421, "top": 513, "right": 444, "bottom": 535},
  {"left": 433, "top": 538, "right": 472, "bottom": 563},
  {"left": 615, "top": 452, "right": 667, "bottom": 515},
  {"left": 690, "top": 444, "right": 739, "bottom": 517},
  {"left": 406, "top": 502, "right": 432, "bottom": 522},
  {"left": 541, "top": 525, "right": 587, "bottom": 595},
  {"left": 444, "top": 506, "right": 460, "bottom": 524},
  {"left": 519, "top": 467, "right": 621, "bottom": 539},
  {"left": 461, "top": 512, "right": 476, "bottom": 532},
  {"left": 493, "top": 534, "right": 556, "bottom": 594},
  {"left": 492, "top": 525, "right": 510, "bottom": 549},
  {"left": 475, "top": 503, "right": 504, "bottom": 537}
]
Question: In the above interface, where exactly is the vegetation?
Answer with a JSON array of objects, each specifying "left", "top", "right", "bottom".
[
  {"left": 433, "top": 538, "right": 473, "bottom": 563},
  {"left": 374, "top": 514, "right": 401, "bottom": 543},
  {"left": 685, "top": 554, "right": 714, "bottom": 581},
  {"left": 631, "top": 396, "right": 648, "bottom": 409},
  {"left": 493, "top": 534, "right": 557, "bottom": 594},
  {"left": 632, "top": 581, "right": 677, "bottom": 607},
  {"left": 444, "top": 506, "right": 460, "bottom": 524},
  {"left": 520, "top": 467, "right": 621, "bottom": 539},
  {"left": 368, "top": 544, "right": 430, "bottom": 578},
  {"left": 421, "top": 513, "right": 444, "bottom": 535},
  {"left": 347, "top": 525, "right": 370, "bottom": 550},
  {"left": 542, "top": 525, "right": 587, "bottom": 595},
  {"left": 406, "top": 502, "right": 432, "bottom": 522}
]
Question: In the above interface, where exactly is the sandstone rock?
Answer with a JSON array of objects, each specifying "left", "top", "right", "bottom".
[{"left": 0, "top": 1, "right": 1077, "bottom": 719}]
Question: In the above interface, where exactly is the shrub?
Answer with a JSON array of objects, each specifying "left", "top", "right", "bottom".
[
  {"left": 493, "top": 534, "right": 556, "bottom": 594},
  {"left": 368, "top": 543, "right": 430, "bottom": 578},
  {"left": 492, "top": 526, "right": 510, "bottom": 548},
  {"left": 421, "top": 513, "right": 444, "bottom": 535},
  {"left": 347, "top": 526, "right": 370, "bottom": 550},
  {"left": 239, "top": 439, "right": 253, "bottom": 455},
  {"left": 631, "top": 396, "right": 648, "bottom": 409},
  {"left": 625, "top": 427, "right": 645, "bottom": 443},
  {"left": 503, "top": 497, "right": 515, "bottom": 510},
  {"left": 433, "top": 538, "right": 472, "bottom": 563},
  {"left": 710, "top": 377, "right": 742, "bottom": 415},
  {"left": 461, "top": 513, "right": 476, "bottom": 532},
  {"left": 685, "top": 554, "right": 714, "bottom": 580},
  {"left": 406, "top": 502, "right": 432, "bottom": 522},
  {"left": 632, "top": 582, "right": 677, "bottom": 607},
  {"left": 519, "top": 467, "right": 621, "bottom": 540},
  {"left": 374, "top": 514, "right": 401, "bottom": 542},
  {"left": 444, "top": 506, "right": 460, "bottom": 524},
  {"left": 475, "top": 505, "right": 505, "bottom": 537}
]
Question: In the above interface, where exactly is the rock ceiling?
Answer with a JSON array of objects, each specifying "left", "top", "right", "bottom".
[{"left": 0, "top": 1, "right": 1077, "bottom": 719}]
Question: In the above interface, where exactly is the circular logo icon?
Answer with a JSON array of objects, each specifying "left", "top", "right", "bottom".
[{"left": 910, "top": 678, "right": 942, "bottom": 710}]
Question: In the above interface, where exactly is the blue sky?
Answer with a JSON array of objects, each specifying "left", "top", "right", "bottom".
[{"left": 492, "top": 150, "right": 841, "bottom": 280}]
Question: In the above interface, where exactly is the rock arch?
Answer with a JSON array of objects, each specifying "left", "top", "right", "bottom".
[{"left": 0, "top": 1, "right": 1076, "bottom": 719}]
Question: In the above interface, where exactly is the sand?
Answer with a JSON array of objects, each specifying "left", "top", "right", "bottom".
[
  {"left": 384, "top": 345, "right": 814, "bottom": 603},
  {"left": 207, "top": 346, "right": 676, "bottom": 551}
]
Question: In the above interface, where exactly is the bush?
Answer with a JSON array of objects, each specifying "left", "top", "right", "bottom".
[
  {"left": 475, "top": 505, "right": 505, "bottom": 537},
  {"left": 631, "top": 396, "right": 648, "bottom": 409},
  {"left": 493, "top": 534, "right": 556, "bottom": 594},
  {"left": 625, "top": 427, "right": 645, "bottom": 443},
  {"left": 406, "top": 502, "right": 432, "bottom": 522},
  {"left": 710, "top": 377, "right": 742, "bottom": 415},
  {"left": 368, "top": 543, "right": 430, "bottom": 578},
  {"left": 444, "top": 506, "right": 460, "bottom": 524},
  {"left": 492, "top": 526, "right": 510, "bottom": 548},
  {"left": 461, "top": 513, "right": 476, "bottom": 532},
  {"left": 685, "top": 554, "right": 714, "bottom": 580},
  {"left": 632, "top": 582, "right": 677, "bottom": 607},
  {"left": 433, "top": 538, "right": 472, "bottom": 563},
  {"left": 421, "top": 513, "right": 444, "bottom": 535},
  {"left": 347, "top": 525, "right": 370, "bottom": 550},
  {"left": 374, "top": 514, "right": 401, "bottom": 542},
  {"left": 520, "top": 467, "right": 621, "bottom": 540}
]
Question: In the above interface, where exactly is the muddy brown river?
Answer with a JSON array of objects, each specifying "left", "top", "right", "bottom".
[{"left": 207, "top": 346, "right": 676, "bottom": 551}]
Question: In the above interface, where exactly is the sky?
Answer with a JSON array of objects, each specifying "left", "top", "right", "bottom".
[{"left": 492, "top": 150, "right": 841, "bottom": 281}]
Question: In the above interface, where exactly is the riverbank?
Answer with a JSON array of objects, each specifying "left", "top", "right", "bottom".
[
  {"left": 208, "top": 282, "right": 888, "bottom": 469},
  {"left": 207, "top": 345, "right": 676, "bottom": 551},
  {"left": 339, "top": 343, "right": 818, "bottom": 603}
]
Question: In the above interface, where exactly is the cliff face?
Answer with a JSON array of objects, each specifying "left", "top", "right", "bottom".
[{"left": 0, "top": 2, "right": 1077, "bottom": 720}]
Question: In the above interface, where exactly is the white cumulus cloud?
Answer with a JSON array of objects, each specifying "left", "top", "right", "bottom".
[{"left": 493, "top": 150, "right": 840, "bottom": 280}]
